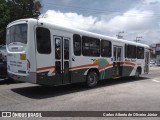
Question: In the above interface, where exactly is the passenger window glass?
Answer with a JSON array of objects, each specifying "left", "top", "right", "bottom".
[
  {"left": 82, "top": 36, "right": 100, "bottom": 57},
  {"left": 64, "top": 39, "right": 69, "bottom": 60},
  {"left": 101, "top": 40, "right": 111, "bottom": 57},
  {"left": 127, "top": 45, "right": 136, "bottom": 58},
  {"left": 117, "top": 47, "right": 122, "bottom": 61},
  {"left": 137, "top": 47, "right": 144, "bottom": 59},
  {"left": 55, "top": 38, "right": 61, "bottom": 59},
  {"left": 36, "top": 27, "right": 51, "bottom": 54},
  {"left": 114, "top": 47, "right": 117, "bottom": 61},
  {"left": 73, "top": 34, "right": 81, "bottom": 56}
]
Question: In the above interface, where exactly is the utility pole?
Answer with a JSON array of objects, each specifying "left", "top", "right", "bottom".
[
  {"left": 134, "top": 36, "right": 142, "bottom": 43},
  {"left": 116, "top": 31, "right": 124, "bottom": 39}
]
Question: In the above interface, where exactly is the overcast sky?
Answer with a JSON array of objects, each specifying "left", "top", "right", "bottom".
[{"left": 41, "top": 0, "right": 160, "bottom": 45}]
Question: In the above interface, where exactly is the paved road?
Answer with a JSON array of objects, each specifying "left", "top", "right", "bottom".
[{"left": 0, "top": 66, "right": 160, "bottom": 120}]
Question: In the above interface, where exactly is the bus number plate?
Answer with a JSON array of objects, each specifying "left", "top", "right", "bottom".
[{"left": 20, "top": 54, "right": 26, "bottom": 60}]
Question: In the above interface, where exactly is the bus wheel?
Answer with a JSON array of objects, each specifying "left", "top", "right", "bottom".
[
  {"left": 86, "top": 71, "right": 98, "bottom": 87},
  {"left": 135, "top": 69, "right": 140, "bottom": 79}
]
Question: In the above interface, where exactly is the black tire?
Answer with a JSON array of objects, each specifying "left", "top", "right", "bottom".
[
  {"left": 134, "top": 69, "right": 140, "bottom": 80},
  {"left": 86, "top": 71, "right": 98, "bottom": 87}
]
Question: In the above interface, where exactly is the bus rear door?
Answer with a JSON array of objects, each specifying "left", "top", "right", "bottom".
[
  {"left": 144, "top": 49, "right": 150, "bottom": 73},
  {"left": 113, "top": 46, "right": 123, "bottom": 77},
  {"left": 54, "top": 36, "right": 71, "bottom": 84}
]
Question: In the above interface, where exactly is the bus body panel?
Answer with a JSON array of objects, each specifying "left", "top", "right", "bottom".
[{"left": 6, "top": 18, "right": 150, "bottom": 86}]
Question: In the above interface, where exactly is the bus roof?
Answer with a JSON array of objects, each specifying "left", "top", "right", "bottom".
[{"left": 7, "top": 18, "right": 150, "bottom": 48}]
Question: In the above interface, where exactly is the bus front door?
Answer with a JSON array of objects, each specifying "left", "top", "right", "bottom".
[
  {"left": 113, "top": 46, "right": 123, "bottom": 77},
  {"left": 144, "top": 50, "right": 150, "bottom": 73},
  {"left": 55, "top": 36, "right": 70, "bottom": 84}
]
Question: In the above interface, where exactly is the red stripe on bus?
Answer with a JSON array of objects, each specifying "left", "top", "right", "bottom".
[
  {"left": 37, "top": 66, "right": 55, "bottom": 71},
  {"left": 70, "top": 63, "right": 98, "bottom": 70},
  {"left": 70, "top": 63, "right": 113, "bottom": 71},
  {"left": 36, "top": 62, "right": 135, "bottom": 72}
]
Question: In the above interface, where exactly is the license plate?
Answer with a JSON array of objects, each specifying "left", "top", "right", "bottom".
[{"left": 20, "top": 54, "right": 26, "bottom": 60}]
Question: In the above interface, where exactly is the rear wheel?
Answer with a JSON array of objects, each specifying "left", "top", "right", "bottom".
[{"left": 86, "top": 71, "right": 98, "bottom": 87}]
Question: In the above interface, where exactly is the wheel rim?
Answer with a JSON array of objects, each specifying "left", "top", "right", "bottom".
[
  {"left": 87, "top": 72, "right": 97, "bottom": 87},
  {"left": 88, "top": 74, "right": 96, "bottom": 84}
]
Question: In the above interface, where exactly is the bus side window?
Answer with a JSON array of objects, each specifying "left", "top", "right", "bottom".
[
  {"left": 82, "top": 36, "right": 100, "bottom": 57},
  {"left": 36, "top": 27, "right": 51, "bottom": 54},
  {"left": 101, "top": 40, "right": 112, "bottom": 57},
  {"left": 73, "top": 34, "right": 81, "bottom": 56},
  {"left": 127, "top": 45, "right": 136, "bottom": 59},
  {"left": 137, "top": 46, "right": 144, "bottom": 59}
]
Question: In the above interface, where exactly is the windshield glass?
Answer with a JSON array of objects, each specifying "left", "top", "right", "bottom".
[{"left": 6, "top": 23, "right": 28, "bottom": 45}]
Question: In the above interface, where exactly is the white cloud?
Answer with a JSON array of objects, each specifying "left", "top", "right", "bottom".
[
  {"left": 100, "top": 9, "right": 156, "bottom": 32},
  {"left": 40, "top": 9, "right": 159, "bottom": 45},
  {"left": 143, "top": 0, "right": 160, "bottom": 4},
  {"left": 40, "top": 10, "right": 97, "bottom": 30}
]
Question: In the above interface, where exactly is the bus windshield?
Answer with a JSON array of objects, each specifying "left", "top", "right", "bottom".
[{"left": 6, "top": 23, "right": 28, "bottom": 45}]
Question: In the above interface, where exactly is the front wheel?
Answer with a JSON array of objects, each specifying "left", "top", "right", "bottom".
[{"left": 86, "top": 71, "right": 98, "bottom": 87}]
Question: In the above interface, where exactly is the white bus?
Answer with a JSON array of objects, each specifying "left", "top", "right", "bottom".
[{"left": 6, "top": 18, "right": 150, "bottom": 87}]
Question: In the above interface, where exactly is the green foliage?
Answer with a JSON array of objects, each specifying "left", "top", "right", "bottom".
[
  {"left": 0, "top": 0, "right": 42, "bottom": 44},
  {"left": 0, "top": 0, "right": 10, "bottom": 44}
]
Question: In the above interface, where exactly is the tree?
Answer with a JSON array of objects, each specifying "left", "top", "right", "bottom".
[
  {"left": 0, "top": 0, "right": 10, "bottom": 44},
  {"left": 0, "top": 0, "right": 42, "bottom": 44}
]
